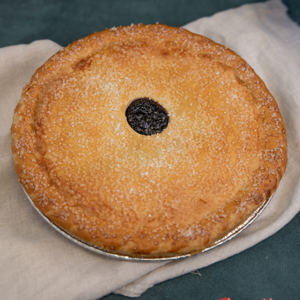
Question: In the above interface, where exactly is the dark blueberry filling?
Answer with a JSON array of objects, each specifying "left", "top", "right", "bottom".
[{"left": 126, "top": 98, "right": 169, "bottom": 136}]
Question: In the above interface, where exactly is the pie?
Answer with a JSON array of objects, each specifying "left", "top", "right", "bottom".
[{"left": 11, "top": 24, "right": 287, "bottom": 258}]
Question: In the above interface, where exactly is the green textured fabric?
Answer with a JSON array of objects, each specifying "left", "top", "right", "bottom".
[
  {"left": 1, "top": 0, "right": 300, "bottom": 49},
  {"left": 1, "top": 1, "right": 300, "bottom": 299}
]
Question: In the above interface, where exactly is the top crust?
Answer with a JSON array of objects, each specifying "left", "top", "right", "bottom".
[{"left": 11, "top": 24, "right": 287, "bottom": 258}]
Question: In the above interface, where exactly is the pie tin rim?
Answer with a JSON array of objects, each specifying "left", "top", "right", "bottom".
[{"left": 23, "top": 187, "right": 274, "bottom": 261}]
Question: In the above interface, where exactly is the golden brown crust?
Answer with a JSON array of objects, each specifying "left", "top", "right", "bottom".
[{"left": 11, "top": 24, "right": 287, "bottom": 258}]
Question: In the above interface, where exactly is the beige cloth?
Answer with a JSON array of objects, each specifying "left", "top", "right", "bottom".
[{"left": 1, "top": 0, "right": 300, "bottom": 299}]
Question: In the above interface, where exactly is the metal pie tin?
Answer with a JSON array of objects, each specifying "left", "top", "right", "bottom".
[{"left": 23, "top": 187, "right": 274, "bottom": 261}]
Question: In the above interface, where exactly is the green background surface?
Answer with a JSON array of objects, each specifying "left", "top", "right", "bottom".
[{"left": 1, "top": 0, "right": 300, "bottom": 299}]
